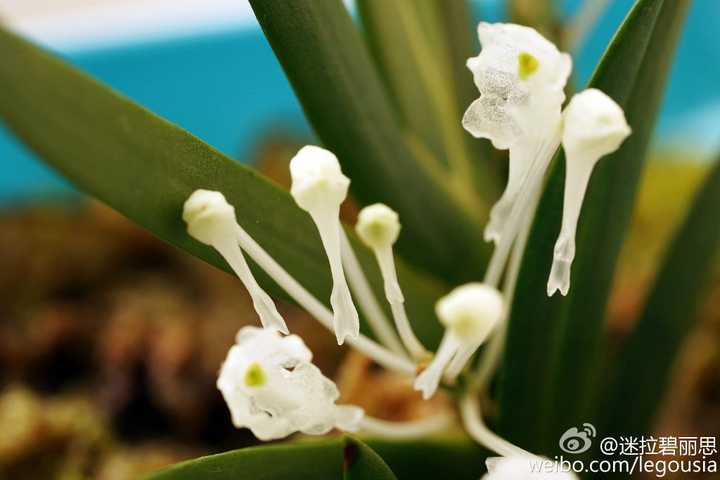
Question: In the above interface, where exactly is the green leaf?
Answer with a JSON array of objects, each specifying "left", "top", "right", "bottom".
[
  {"left": 498, "top": 0, "right": 691, "bottom": 453},
  {"left": 601, "top": 155, "right": 720, "bottom": 438},
  {"left": 366, "top": 436, "right": 489, "bottom": 480},
  {"left": 357, "top": 0, "right": 501, "bottom": 203},
  {"left": 344, "top": 438, "right": 398, "bottom": 480},
  {"left": 249, "top": 0, "right": 490, "bottom": 283},
  {"left": 0, "top": 27, "right": 447, "bottom": 345},
  {"left": 145, "top": 437, "right": 396, "bottom": 480}
]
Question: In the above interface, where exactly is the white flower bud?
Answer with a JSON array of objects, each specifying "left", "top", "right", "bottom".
[
  {"left": 290, "top": 146, "right": 359, "bottom": 345},
  {"left": 414, "top": 284, "right": 503, "bottom": 399},
  {"left": 183, "top": 190, "right": 288, "bottom": 333},
  {"left": 217, "top": 326, "right": 364, "bottom": 441},
  {"left": 355, "top": 203, "right": 400, "bottom": 250},
  {"left": 436, "top": 283, "right": 504, "bottom": 344},
  {"left": 483, "top": 456, "right": 579, "bottom": 479},
  {"left": 290, "top": 145, "right": 350, "bottom": 212},
  {"left": 183, "top": 189, "right": 237, "bottom": 247},
  {"left": 356, "top": 204, "right": 429, "bottom": 360},
  {"left": 561, "top": 88, "right": 632, "bottom": 163},
  {"left": 547, "top": 89, "right": 631, "bottom": 296}
]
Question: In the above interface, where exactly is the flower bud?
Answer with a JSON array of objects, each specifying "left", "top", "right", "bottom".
[
  {"left": 290, "top": 146, "right": 359, "bottom": 344},
  {"left": 183, "top": 189, "right": 237, "bottom": 247},
  {"left": 183, "top": 190, "right": 288, "bottom": 333},
  {"left": 415, "top": 283, "right": 503, "bottom": 399},
  {"left": 356, "top": 203, "right": 401, "bottom": 250},
  {"left": 561, "top": 88, "right": 632, "bottom": 163},
  {"left": 547, "top": 89, "right": 631, "bottom": 296},
  {"left": 290, "top": 145, "right": 350, "bottom": 213},
  {"left": 436, "top": 283, "right": 503, "bottom": 345}
]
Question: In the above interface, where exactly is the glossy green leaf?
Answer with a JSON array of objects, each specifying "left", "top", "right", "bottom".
[
  {"left": 366, "top": 436, "right": 489, "bottom": 480},
  {"left": 249, "top": 0, "right": 490, "bottom": 283},
  {"left": 344, "top": 438, "right": 398, "bottom": 480},
  {"left": 601, "top": 155, "right": 720, "bottom": 438},
  {"left": 0, "top": 27, "right": 447, "bottom": 345},
  {"left": 498, "top": 0, "right": 691, "bottom": 453},
  {"left": 145, "top": 437, "right": 396, "bottom": 480}
]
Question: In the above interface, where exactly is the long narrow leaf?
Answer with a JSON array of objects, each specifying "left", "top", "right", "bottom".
[
  {"left": 601, "top": 155, "right": 720, "bottom": 438},
  {"left": 145, "top": 437, "right": 396, "bottom": 480},
  {"left": 146, "top": 439, "right": 345, "bottom": 480},
  {"left": 249, "top": 0, "right": 490, "bottom": 283},
  {"left": 358, "top": 0, "right": 501, "bottom": 201},
  {"left": 366, "top": 436, "right": 489, "bottom": 480},
  {"left": 0, "top": 28, "right": 447, "bottom": 345},
  {"left": 498, "top": 0, "right": 691, "bottom": 453}
]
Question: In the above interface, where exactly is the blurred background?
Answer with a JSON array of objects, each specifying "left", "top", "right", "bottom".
[{"left": 0, "top": 0, "right": 718, "bottom": 478}]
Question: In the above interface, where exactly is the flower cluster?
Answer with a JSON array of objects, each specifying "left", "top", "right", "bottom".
[
  {"left": 463, "top": 22, "right": 630, "bottom": 296},
  {"left": 181, "top": 20, "right": 627, "bottom": 480}
]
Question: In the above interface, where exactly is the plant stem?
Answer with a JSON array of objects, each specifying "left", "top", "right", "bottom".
[
  {"left": 234, "top": 224, "right": 416, "bottom": 376},
  {"left": 359, "top": 413, "right": 453, "bottom": 439},
  {"left": 459, "top": 395, "right": 529, "bottom": 457},
  {"left": 340, "top": 230, "right": 406, "bottom": 356}
]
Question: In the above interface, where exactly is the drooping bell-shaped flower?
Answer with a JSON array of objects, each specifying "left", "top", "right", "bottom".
[
  {"left": 547, "top": 89, "right": 631, "bottom": 296},
  {"left": 217, "top": 326, "right": 364, "bottom": 441},
  {"left": 414, "top": 284, "right": 503, "bottom": 399},
  {"left": 356, "top": 204, "right": 429, "bottom": 360},
  {"left": 290, "top": 145, "right": 360, "bottom": 345},
  {"left": 483, "top": 456, "right": 579, "bottom": 479},
  {"left": 462, "top": 22, "right": 571, "bottom": 244},
  {"left": 183, "top": 190, "right": 288, "bottom": 333}
]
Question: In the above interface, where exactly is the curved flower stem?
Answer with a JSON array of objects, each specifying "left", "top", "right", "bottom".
[
  {"left": 373, "top": 245, "right": 430, "bottom": 360},
  {"left": 339, "top": 230, "right": 406, "bottom": 356},
  {"left": 233, "top": 225, "right": 416, "bottom": 376},
  {"left": 471, "top": 180, "right": 540, "bottom": 391},
  {"left": 459, "top": 395, "right": 529, "bottom": 457},
  {"left": 484, "top": 129, "right": 561, "bottom": 287},
  {"left": 359, "top": 413, "right": 454, "bottom": 439}
]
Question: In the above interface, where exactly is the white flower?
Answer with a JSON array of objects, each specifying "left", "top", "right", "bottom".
[
  {"left": 463, "top": 22, "right": 570, "bottom": 148},
  {"left": 414, "top": 284, "right": 503, "bottom": 399},
  {"left": 547, "top": 89, "right": 631, "bottom": 296},
  {"left": 183, "top": 190, "right": 288, "bottom": 333},
  {"left": 483, "top": 456, "right": 579, "bottom": 479},
  {"left": 217, "top": 326, "right": 364, "bottom": 441},
  {"left": 356, "top": 203, "right": 401, "bottom": 252},
  {"left": 356, "top": 204, "right": 429, "bottom": 360},
  {"left": 290, "top": 145, "right": 360, "bottom": 345},
  {"left": 463, "top": 22, "right": 571, "bottom": 245}
]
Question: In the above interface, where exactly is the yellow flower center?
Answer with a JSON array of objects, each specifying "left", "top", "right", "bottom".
[
  {"left": 244, "top": 362, "right": 267, "bottom": 387},
  {"left": 518, "top": 52, "right": 539, "bottom": 80}
]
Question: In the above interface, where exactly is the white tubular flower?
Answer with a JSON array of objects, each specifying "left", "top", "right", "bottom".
[
  {"left": 483, "top": 456, "right": 578, "bottom": 479},
  {"left": 183, "top": 190, "right": 288, "bottom": 334},
  {"left": 462, "top": 22, "right": 571, "bottom": 244},
  {"left": 356, "top": 204, "right": 429, "bottom": 360},
  {"left": 217, "top": 326, "right": 364, "bottom": 441},
  {"left": 290, "top": 145, "right": 360, "bottom": 345},
  {"left": 414, "top": 284, "right": 503, "bottom": 399},
  {"left": 547, "top": 88, "right": 631, "bottom": 296}
]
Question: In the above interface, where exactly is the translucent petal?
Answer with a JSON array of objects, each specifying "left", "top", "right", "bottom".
[{"left": 218, "top": 327, "right": 363, "bottom": 440}]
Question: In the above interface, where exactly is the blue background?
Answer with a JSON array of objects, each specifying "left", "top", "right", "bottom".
[{"left": 1, "top": 0, "right": 718, "bottom": 203}]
